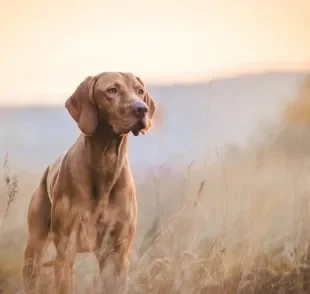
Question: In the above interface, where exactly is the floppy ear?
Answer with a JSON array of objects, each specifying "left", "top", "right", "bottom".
[
  {"left": 136, "top": 76, "right": 156, "bottom": 120},
  {"left": 65, "top": 76, "right": 98, "bottom": 136}
]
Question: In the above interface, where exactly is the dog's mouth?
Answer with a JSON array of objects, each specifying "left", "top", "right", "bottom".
[{"left": 131, "top": 118, "right": 147, "bottom": 136}]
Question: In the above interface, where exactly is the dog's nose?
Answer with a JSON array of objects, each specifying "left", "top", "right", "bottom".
[{"left": 131, "top": 101, "right": 148, "bottom": 118}]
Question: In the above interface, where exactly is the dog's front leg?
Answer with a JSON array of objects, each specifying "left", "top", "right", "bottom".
[
  {"left": 53, "top": 233, "right": 77, "bottom": 294},
  {"left": 23, "top": 237, "right": 47, "bottom": 294},
  {"left": 96, "top": 249, "right": 129, "bottom": 294}
]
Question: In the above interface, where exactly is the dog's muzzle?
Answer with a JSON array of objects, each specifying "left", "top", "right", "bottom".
[
  {"left": 131, "top": 117, "right": 148, "bottom": 136},
  {"left": 130, "top": 101, "right": 148, "bottom": 136}
]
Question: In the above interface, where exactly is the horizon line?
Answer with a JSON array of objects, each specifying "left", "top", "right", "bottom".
[{"left": 1, "top": 68, "right": 309, "bottom": 108}]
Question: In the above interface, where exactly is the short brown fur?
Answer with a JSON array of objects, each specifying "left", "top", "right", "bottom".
[{"left": 22, "top": 72, "right": 156, "bottom": 294}]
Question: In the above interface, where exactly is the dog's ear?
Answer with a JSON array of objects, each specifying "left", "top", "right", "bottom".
[
  {"left": 136, "top": 76, "right": 156, "bottom": 121},
  {"left": 65, "top": 76, "right": 98, "bottom": 136}
]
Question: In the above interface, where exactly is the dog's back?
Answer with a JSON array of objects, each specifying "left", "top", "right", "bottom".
[{"left": 46, "top": 151, "right": 67, "bottom": 204}]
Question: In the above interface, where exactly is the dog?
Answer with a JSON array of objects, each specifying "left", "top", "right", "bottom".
[{"left": 22, "top": 72, "right": 156, "bottom": 294}]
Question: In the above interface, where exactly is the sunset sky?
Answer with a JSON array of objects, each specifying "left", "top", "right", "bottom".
[{"left": 0, "top": 0, "right": 310, "bottom": 105}]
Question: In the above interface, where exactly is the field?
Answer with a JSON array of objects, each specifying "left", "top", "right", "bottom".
[{"left": 2, "top": 76, "right": 310, "bottom": 293}]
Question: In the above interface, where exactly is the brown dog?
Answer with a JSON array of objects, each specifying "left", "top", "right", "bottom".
[{"left": 22, "top": 72, "right": 156, "bottom": 294}]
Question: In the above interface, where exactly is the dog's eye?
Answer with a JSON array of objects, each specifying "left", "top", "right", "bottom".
[
  {"left": 137, "top": 89, "right": 144, "bottom": 96},
  {"left": 107, "top": 87, "right": 118, "bottom": 94}
]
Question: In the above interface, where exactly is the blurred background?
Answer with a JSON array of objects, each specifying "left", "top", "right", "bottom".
[
  {"left": 0, "top": 0, "right": 309, "bottom": 172},
  {"left": 1, "top": 0, "right": 310, "bottom": 293}
]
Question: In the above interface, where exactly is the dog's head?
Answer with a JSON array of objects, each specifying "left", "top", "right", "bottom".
[{"left": 65, "top": 72, "right": 156, "bottom": 136}]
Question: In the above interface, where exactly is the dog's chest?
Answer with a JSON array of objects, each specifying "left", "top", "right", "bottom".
[
  {"left": 75, "top": 206, "right": 130, "bottom": 254},
  {"left": 92, "top": 153, "right": 120, "bottom": 194}
]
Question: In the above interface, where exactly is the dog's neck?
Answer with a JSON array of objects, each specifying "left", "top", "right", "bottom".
[
  {"left": 85, "top": 121, "right": 128, "bottom": 167},
  {"left": 81, "top": 121, "right": 129, "bottom": 202}
]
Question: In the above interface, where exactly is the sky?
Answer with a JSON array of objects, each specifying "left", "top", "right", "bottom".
[{"left": 0, "top": 0, "right": 310, "bottom": 105}]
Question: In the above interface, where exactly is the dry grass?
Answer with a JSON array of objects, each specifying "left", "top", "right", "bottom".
[
  {"left": 2, "top": 82, "right": 310, "bottom": 293},
  {"left": 283, "top": 76, "right": 310, "bottom": 125}
]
